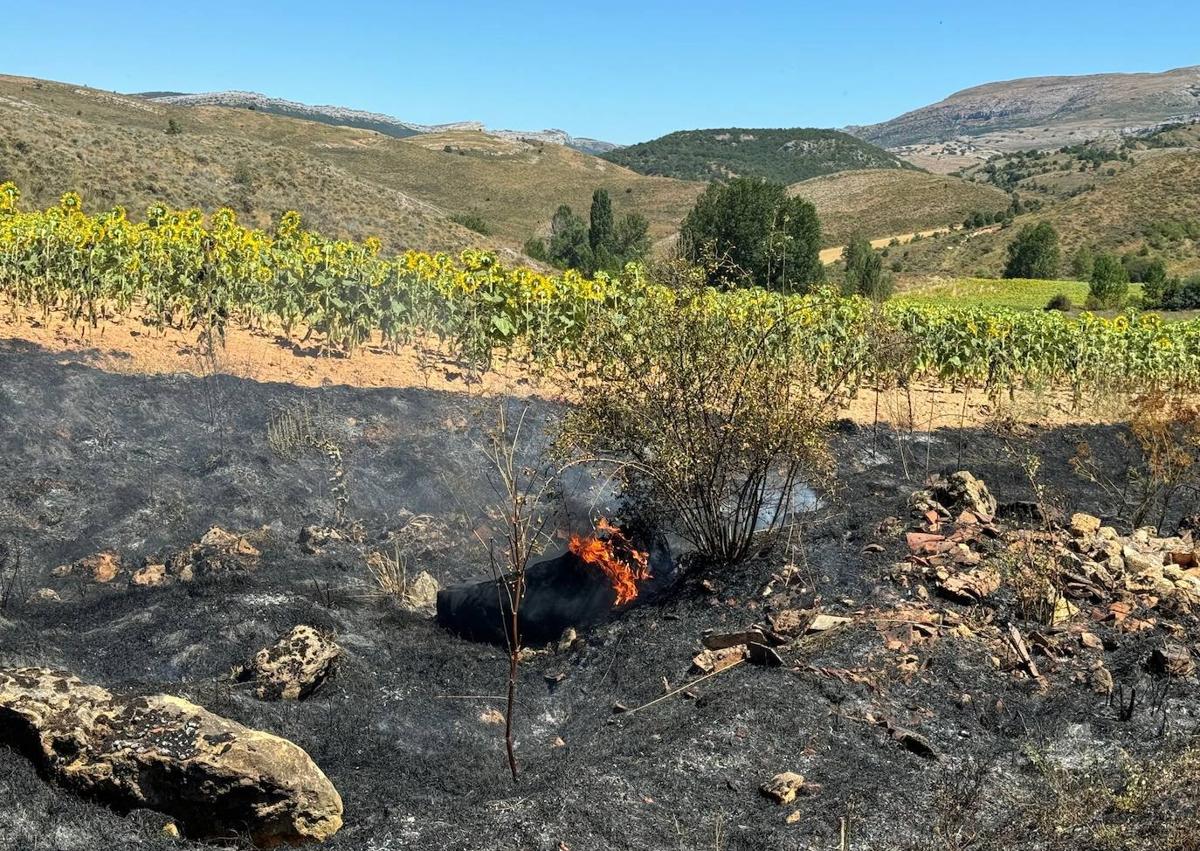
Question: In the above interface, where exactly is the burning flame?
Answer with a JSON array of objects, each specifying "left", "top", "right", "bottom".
[{"left": 568, "top": 519, "right": 651, "bottom": 606}]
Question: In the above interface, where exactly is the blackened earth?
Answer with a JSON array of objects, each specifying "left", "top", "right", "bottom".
[{"left": 0, "top": 339, "right": 1196, "bottom": 851}]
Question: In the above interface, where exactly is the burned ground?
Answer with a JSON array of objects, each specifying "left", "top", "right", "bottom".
[{"left": 1, "top": 339, "right": 1197, "bottom": 851}]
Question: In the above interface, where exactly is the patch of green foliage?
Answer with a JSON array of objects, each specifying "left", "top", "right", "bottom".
[
  {"left": 450, "top": 212, "right": 491, "bottom": 235},
  {"left": 602, "top": 128, "right": 912, "bottom": 184}
]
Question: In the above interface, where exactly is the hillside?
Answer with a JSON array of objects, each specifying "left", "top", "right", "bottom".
[
  {"left": 788, "top": 169, "right": 1010, "bottom": 247},
  {"left": 601, "top": 128, "right": 912, "bottom": 184},
  {"left": 0, "top": 75, "right": 699, "bottom": 256},
  {"left": 851, "top": 65, "right": 1200, "bottom": 152},
  {"left": 891, "top": 148, "right": 1200, "bottom": 277},
  {"left": 0, "top": 77, "right": 494, "bottom": 257}
]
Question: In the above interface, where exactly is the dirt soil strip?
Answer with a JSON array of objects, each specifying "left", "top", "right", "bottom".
[{"left": 0, "top": 305, "right": 1117, "bottom": 428}]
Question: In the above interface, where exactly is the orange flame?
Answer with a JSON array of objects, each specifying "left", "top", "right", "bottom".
[{"left": 568, "top": 519, "right": 651, "bottom": 606}]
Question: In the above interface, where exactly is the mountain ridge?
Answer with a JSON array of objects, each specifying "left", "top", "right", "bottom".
[
  {"left": 136, "top": 90, "right": 620, "bottom": 154},
  {"left": 849, "top": 65, "right": 1200, "bottom": 150}
]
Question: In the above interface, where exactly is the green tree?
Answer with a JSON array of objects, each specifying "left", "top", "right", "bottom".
[
  {"left": 841, "top": 234, "right": 893, "bottom": 301},
  {"left": 1069, "top": 245, "right": 1095, "bottom": 281},
  {"left": 165, "top": 118, "right": 182, "bottom": 136},
  {"left": 1003, "top": 222, "right": 1060, "bottom": 279},
  {"left": 679, "top": 177, "right": 823, "bottom": 292},
  {"left": 588, "top": 189, "right": 614, "bottom": 257},
  {"left": 547, "top": 205, "right": 592, "bottom": 271},
  {"left": 1088, "top": 253, "right": 1130, "bottom": 309},
  {"left": 1141, "top": 258, "right": 1169, "bottom": 307},
  {"left": 611, "top": 212, "right": 650, "bottom": 267}
]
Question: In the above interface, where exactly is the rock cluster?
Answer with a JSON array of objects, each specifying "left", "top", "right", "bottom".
[
  {"left": 896, "top": 474, "right": 1199, "bottom": 683},
  {"left": 35, "top": 527, "right": 262, "bottom": 600},
  {"left": 0, "top": 667, "right": 343, "bottom": 846}
]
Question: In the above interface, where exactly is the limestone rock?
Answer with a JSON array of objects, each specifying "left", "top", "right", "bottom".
[
  {"left": 935, "top": 565, "right": 1001, "bottom": 603},
  {"left": 691, "top": 645, "right": 746, "bottom": 674},
  {"left": 240, "top": 626, "right": 340, "bottom": 701},
  {"left": 55, "top": 550, "right": 122, "bottom": 583},
  {"left": 1150, "top": 644, "right": 1195, "bottom": 678},
  {"left": 0, "top": 667, "right": 342, "bottom": 846},
  {"left": 1069, "top": 513, "right": 1101, "bottom": 538},
  {"left": 167, "top": 526, "right": 261, "bottom": 581},
  {"left": 933, "top": 472, "right": 997, "bottom": 520},
  {"left": 760, "top": 772, "right": 812, "bottom": 804},
  {"left": 131, "top": 563, "right": 168, "bottom": 587},
  {"left": 27, "top": 587, "right": 62, "bottom": 604},
  {"left": 402, "top": 570, "right": 440, "bottom": 612},
  {"left": 1089, "top": 663, "right": 1114, "bottom": 695}
]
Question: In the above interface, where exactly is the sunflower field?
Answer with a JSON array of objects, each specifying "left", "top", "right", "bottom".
[{"left": 2, "top": 184, "right": 1198, "bottom": 395}]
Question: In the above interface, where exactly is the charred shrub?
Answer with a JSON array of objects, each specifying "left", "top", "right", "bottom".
[
  {"left": 560, "top": 278, "right": 839, "bottom": 565},
  {"left": 1072, "top": 392, "right": 1200, "bottom": 530}
]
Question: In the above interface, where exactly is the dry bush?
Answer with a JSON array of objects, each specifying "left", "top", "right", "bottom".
[
  {"left": 1013, "top": 745, "right": 1200, "bottom": 850},
  {"left": 560, "top": 277, "right": 840, "bottom": 565},
  {"left": 475, "top": 405, "right": 561, "bottom": 781},
  {"left": 363, "top": 513, "right": 436, "bottom": 603},
  {"left": 1072, "top": 392, "right": 1200, "bottom": 529},
  {"left": 267, "top": 401, "right": 350, "bottom": 525}
]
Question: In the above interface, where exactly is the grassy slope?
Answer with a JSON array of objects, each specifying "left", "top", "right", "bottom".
[
  {"left": 0, "top": 75, "right": 702, "bottom": 255},
  {"left": 602, "top": 128, "right": 911, "bottom": 184},
  {"left": 788, "top": 170, "right": 1010, "bottom": 247},
  {"left": 187, "top": 105, "right": 703, "bottom": 244},
  {"left": 892, "top": 149, "right": 1200, "bottom": 277}
]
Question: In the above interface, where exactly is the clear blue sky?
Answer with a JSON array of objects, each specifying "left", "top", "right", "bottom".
[{"left": 8, "top": 1, "right": 1198, "bottom": 145}]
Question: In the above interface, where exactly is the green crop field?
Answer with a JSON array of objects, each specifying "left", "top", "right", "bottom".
[{"left": 896, "top": 277, "right": 1146, "bottom": 312}]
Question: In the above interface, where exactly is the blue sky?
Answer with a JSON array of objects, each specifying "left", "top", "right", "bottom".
[{"left": 8, "top": 1, "right": 1199, "bottom": 144}]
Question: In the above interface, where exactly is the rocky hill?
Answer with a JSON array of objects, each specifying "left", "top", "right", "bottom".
[{"left": 851, "top": 65, "right": 1200, "bottom": 151}]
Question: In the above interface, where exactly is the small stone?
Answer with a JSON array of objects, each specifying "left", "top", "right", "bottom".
[
  {"left": 1069, "top": 513, "right": 1101, "bottom": 538},
  {"left": 1051, "top": 597, "right": 1079, "bottom": 626},
  {"left": 131, "top": 563, "right": 167, "bottom": 587},
  {"left": 240, "top": 625, "right": 340, "bottom": 701},
  {"left": 161, "top": 822, "right": 180, "bottom": 840},
  {"left": 1090, "top": 664, "right": 1114, "bottom": 694},
  {"left": 692, "top": 646, "right": 746, "bottom": 674},
  {"left": 557, "top": 627, "right": 578, "bottom": 652},
  {"left": 785, "top": 810, "right": 803, "bottom": 825},
  {"left": 27, "top": 588, "right": 61, "bottom": 604},
  {"left": 703, "top": 629, "right": 766, "bottom": 650},
  {"left": 768, "top": 609, "right": 808, "bottom": 636},
  {"left": 761, "top": 772, "right": 807, "bottom": 804},
  {"left": 62, "top": 550, "right": 122, "bottom": 583},
  {"left": 935, "top": 566, "right": 1001, "bottom": 603},
  {"left": 1080, "top": 631, "right": 1103, "bottom": 650},
  {"left": 552, "top": 736, "right": 566, "bottom": 748},
  {"left": 479, "top": 707, "right": 505, "bottom": 725},
  {"left": 1124, "top": 547, "right": 1165, "bottom": 577},
  {"left": 806, "top": 614, "right": 851, "bottom": 633}
]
